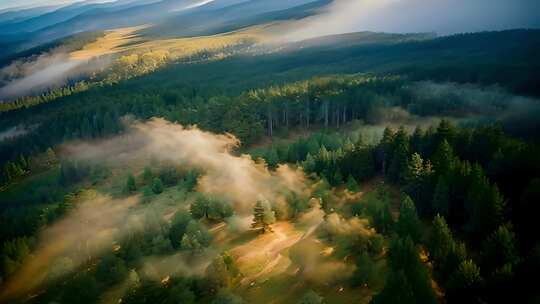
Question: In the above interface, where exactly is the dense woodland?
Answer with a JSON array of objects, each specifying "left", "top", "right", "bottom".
[
  {"left": 1, "top": 29, "right": 540, "bottom": 303},
  {"left": 253, "top": 120, "right": 540, "bottom": 303}
]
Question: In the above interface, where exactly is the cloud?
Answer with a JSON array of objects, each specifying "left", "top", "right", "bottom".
[
  {"left": 285, "top": 0, "right": 540, "bottom": 41},
  {"left": 0, "top": 118, "right": 316, "bottom": 300},
  {"left": 0, "top": 192, "right": 139, "bottom": 300},
  {"left": 0, "top": 48, "right": 112, "bottom": 101},
  {"left": 61, "top": 118, "right": 311, "bottom": 214}
]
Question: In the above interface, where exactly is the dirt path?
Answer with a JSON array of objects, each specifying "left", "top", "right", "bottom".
[{"left": 230, "top": 222, "right": 304, "bottom": 286}]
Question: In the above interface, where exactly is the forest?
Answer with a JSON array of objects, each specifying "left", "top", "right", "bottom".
[{"left": 1, "top": 2, "right": 540, "bottom": 303}]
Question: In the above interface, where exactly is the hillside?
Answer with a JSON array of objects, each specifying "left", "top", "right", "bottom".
[{"left": 1, "top": 1, "right": 540, "bottom": 304}]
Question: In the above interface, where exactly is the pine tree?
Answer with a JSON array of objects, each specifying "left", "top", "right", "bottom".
[
  {"left": 466, "top": 163, "right": 488, "bottom": 220},
  {"left": 436, "top": 119, "right": 456, "bottom": 146},
  {"left": 388, "top": 127, "right": 409, "bottom": 183},
  {"left": 429, "top": 215, "right": 454, "bottom": 268},
  {"left": 481, "top": 224, "right": 519, "bottom": 272},
  {"left": 251, "top": 200, "right": 275, "bottom": 233},
  {"left": 332, "top": 169, "right": 344, "bottom": 185},
  {"left": 45, "top": 147, "right": 58, "bottom": 166},
  {"left": 303, "top": 153, "right": 316, "bottom": 172},
  {"left": 151, "top": 177, "right": 164, "bottom": 194},
  {"left": 143, "top": 167, "right": 152, "bottom": 184},
  {"left": 372, "top": 270, "right": 415, "bottom": 304},
  {"left": 483, "top": 184, "right": 506, "bottom": 235},
  {"left": 126, "top": 173, "right": 136, "bottom": 193},
  {"left": 386, "top": 237, "right": 437, "bottom": 304},
  {"left": 373, "top": 203, "right": 394, "bottom": 235},
  {"left": 17, "top": 154, "right": 28, "bottom": 171},
  {"left": 417, "top": 158, "right": 435, "bottom": 215},
  {"left": 397, "top": 196, "right": 422, "bottom": 243},
  {"left": 446, "top": 260, "right": 483, "bottom": 303},
  {"left": 432, "top": 175, "right": 450, "bottom": 217},
  {"left": 443, "top": 241, "right": 468, "bottom": 281},
  {"left": 380, "top": 127, "right": 395, "bottom": 174},
  {"left": 346, "top": 175, "right": 360, "bottom": 192},
  {"left": 191, "top": 196, "right": 210, "bottom": 219},
  {"left": 406, "top": 153, "right": 424, "bottom": 182},
  {"left": 472, "top": 183, "right": 506, "bottom": 239},
  {"left": 404, "top": 153, "right": 424, "bottom": 204},
  {"left": 432, "top": 139, "right": 456, "bottom": 176},
  {"left": 265, "top": 147, "right": 279, "bottom": 168}
]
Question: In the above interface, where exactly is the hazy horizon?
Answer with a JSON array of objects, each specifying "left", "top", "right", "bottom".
[{"left": 2, "top": 0, "right": 539, "bottom": 37}]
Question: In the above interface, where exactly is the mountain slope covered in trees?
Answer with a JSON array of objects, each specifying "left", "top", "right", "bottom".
[{"left": 1, "top": 1, "right": 540, "bottom": 303}]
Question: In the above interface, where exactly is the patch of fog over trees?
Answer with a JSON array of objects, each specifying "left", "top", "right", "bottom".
[{"left": 0, "top": 48, "right": 112, "bottom": 101}]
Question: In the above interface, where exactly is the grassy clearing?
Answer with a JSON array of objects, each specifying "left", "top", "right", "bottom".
[{"left": 69, "top": 24, "right": 269, "bottom": 61}]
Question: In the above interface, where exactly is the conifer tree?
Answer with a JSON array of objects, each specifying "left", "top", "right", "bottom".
[
  {"left": 372, "top": 270, "right": 415, "bottom": 304},
  {"left": 436, "top": 119, "right": 456, "bottom": 146},
  {"left": 191, "top": 196, "right": 210, "bottom": 219},
  {"left": 380, "top": 127, "right": 395, "bottom": 174},
  {"left": 466, "top": 163, "right": 488, "bottom": 219},
  {"left": 397, "top": 196, "right": 422, "bottom": 243},
  {"left": 126, "top": 173, "right": 136, "bottom": 193},
  {"left": 429, "top": 215, "right": 454, "bottom": 267},
  {"left": 346, "top": 175, "right": 360, "bottom": 192},
  {"left": 45, "top": 147, "right": 58, "bottom": 166},
  {"left": 432, "top": 175, "right": 450, "bottom": 217},
  {"left": 151, "top": 177, "right": 164, "bottom": 194},
  {"left": 481, "top": 224, "right": 519, "bottom": 272},
  {"left": 404, "top": 153, "right": 424, "bottom": 203},
  {"left": 472, "top": 183, "right": 506, "bottom": 239},
  {"left": 446, "top": 260, "right": 483, "bottom": 303},
  {"left": 143, "top": 167, "right": 152, "bottom": 184},
  {"left": 251, "top": 200, "right": 275, "bottom": 233},
  {"left": 432, "top": 139, "right": 456, "bottom": 176},
  {"left": 388, "top": 127, "right": 409, "bottom": 183},
  {"left": 303, "top": 153, "right": 316, "bottom": 172},
  {"left": 265, "top": 147, "right": 279, "bottom": 168},
  {"left": 385, "top": 237, "right": 437, "bottom": 304}
]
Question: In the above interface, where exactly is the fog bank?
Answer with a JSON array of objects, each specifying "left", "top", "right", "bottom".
[{"left": 286, "top": 0, "right": 540, "bottom": 41}]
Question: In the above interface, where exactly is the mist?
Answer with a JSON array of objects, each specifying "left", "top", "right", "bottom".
[
  {"left": 0, "top": 47, "right": 112, "bottom": 101},
  {"left": 62, "top": 118, "right": 310, "bottom": 214},
  {"left": 285, "top": 0, "right": 540, "bottom": 41},
  {"left": 408, "top": 81, "right": 540, "bottom": 120},
  {"left": 0, "top": 118, "right": 316, "bottom": 301},
  {"left": 0, "top": 192, "right": 140, "bottom": 300}
]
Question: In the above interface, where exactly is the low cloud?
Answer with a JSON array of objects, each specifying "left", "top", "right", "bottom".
[
  {"left": 61, "top": 118, "right": 311, "bottom": 214},
  {"left": 0, "top": 48, "right": 111, "bottom": 101},
  {"left": 0, "top": 192, "right": 139, "bottom": 300},
  {"left": 0, "top": 117, "right": 314, "bottom": 299},
  {"left": 285, "top": 0, "right": 540, "bottom": 41}
]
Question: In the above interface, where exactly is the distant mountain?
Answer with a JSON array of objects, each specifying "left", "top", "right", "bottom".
[
  {"left": 0, "top": 5, "right": 60, "bottom": 25},
  {"left": 0, "top": 0, "right": 192, "bottom": 56},
  {"left": 0, "top": 0, "right": 158, "bottom": 34},
  {"left": 0, "top": 0, "right": 331, "bottom": 58},
  {"left": 144, "top": 0, "right": 330, "bottom": 38}
]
